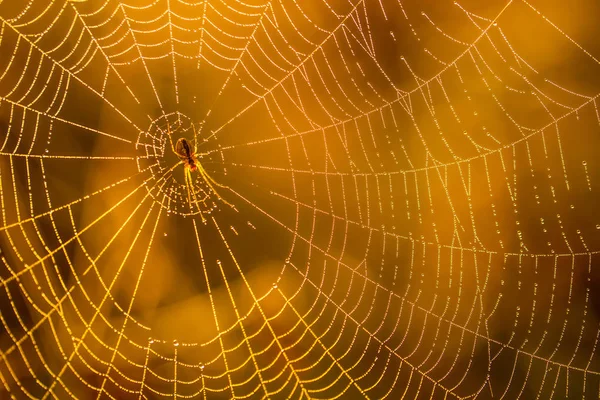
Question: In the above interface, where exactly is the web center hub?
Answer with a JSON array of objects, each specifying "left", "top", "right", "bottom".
[{"left": 135, "top": 112, "right": 228, "bottom": 217}]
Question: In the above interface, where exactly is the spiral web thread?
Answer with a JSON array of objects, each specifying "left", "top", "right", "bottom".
[{"left": 1, "top": 0, "right": 600, "bottom": 398}]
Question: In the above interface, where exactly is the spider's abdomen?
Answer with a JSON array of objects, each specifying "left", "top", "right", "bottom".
[{"left": 175, "top": 138, "right": 192, "bottom": 158}]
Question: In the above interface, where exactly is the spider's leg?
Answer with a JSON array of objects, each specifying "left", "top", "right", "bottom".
[
  {"left": 185, "top": 168, "right": 206, "bottom": 222},
  {"left": 185, "top": 168, "right": 192, "bottom": 206},
  {"left": 167, "top": 123, "right": 177, "bottom": 155},
  {"left": 185, "top": 168, "right": 197, "bottom": 210},
  {"left": 192, "top": 123, "right": 199, "bottom": 154}
]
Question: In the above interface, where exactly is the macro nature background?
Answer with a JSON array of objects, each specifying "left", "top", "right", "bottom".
[{"left": 1, "top": 0, "right": 600, "bottom": 398}]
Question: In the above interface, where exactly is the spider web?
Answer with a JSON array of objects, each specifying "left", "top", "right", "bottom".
[{"left": 1, "top": 0, "right": 600, "bottom": 398}]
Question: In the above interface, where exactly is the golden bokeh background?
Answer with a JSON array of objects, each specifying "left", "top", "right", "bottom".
[{"left": 1, "top": 0, "right": 600, "bottom": 398}]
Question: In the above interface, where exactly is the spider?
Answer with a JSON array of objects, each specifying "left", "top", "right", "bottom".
[
  {"left": 165, "top": 123, "right": 232, "bottom": 209},
  {"left": 166, "top": 123, "right": 199, "bottom": 172}
]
